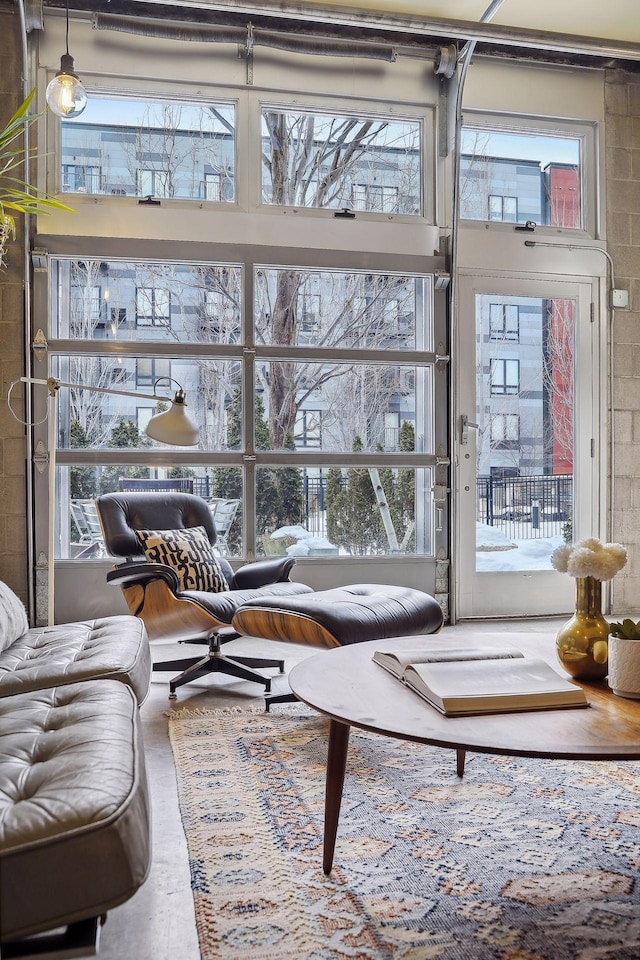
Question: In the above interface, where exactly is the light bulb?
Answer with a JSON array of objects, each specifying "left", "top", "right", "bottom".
[{"left": 46, "top": 54, "right": 87, "bottom": 119}]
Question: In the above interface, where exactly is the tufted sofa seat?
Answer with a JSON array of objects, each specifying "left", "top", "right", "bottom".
[
  {"left": 0, "top": 616, "right": 151, "bottom": 705},
  {"left": 0, "top": 680, "right": 151, "bottom": 944},
  {"left": 0, "top": 580, "right": 152, "bottom": 955}
]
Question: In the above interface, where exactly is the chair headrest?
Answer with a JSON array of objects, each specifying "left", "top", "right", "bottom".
[{"left": 96, "top": 492, "right": 217, "bottom": 558}]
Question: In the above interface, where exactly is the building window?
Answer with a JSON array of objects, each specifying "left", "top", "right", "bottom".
[
  {"left": 490, "top": 358, "right": 519, "bottom": 395},
  {"left": 352, "top": 184, "right": 399, "bottom": 213},
  {"left": 202, "top": 289, "right": 241, "bottom": 342},
  {"left": 204, "top": 172, "right": 222, "bottom": 201},
  {"left": 491, "top": 413, "right": 520, "bottom": 445},
  {"left": 62, "top": 164, "right": 101, "bottom": 194},
  {"left": 136, "top": 358, "right": 171, "bottom": 389},
  {"left": 71, "top": 284, "right": 102, "bottom": 324},
  {"left": 136, "top": 287, "right": 171, "bottom": 327},
  {"left": 298, "top": 293, "right": 321, "bottom": 336},
  {"left": 384, "top": 412, "right": 400, "bottom": 449},
  {"left": 295, "top": 409, "right": 322, "bottom": 447},
  {"left": 110, "top": 307, "right": 127, "bottom": 333},
  {"left": 489, "top": 194, "right": 517, "bottom": 222},
  {"left": 490, "top": 303, "right": 519, "bottom": 341},
  {"left": 138, "top": 169, "right": 171, "bottom": 198},
  {"left": 49, "top": 82, "right": 439, "bottom": 563}
]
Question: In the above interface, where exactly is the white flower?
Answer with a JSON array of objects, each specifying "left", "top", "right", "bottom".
[
  {"left": 550, "top": 544, "right": 571, "bottom": 573},
  {"left": 551, "top": 538, "right": 627, "bottom": 581}
]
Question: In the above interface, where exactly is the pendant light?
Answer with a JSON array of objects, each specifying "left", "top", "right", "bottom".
[{"left": 45, "top": 0, "right": 87, "bottom": 119}]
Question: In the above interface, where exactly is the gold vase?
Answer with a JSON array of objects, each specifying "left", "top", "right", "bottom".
[{"left": 555, "top": 576, "right": 609, "bottom": 680}]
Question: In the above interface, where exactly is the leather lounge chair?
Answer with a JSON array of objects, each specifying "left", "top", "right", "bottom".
[{"left": 96, "top": 491, "right": 313, "bottom": 699}]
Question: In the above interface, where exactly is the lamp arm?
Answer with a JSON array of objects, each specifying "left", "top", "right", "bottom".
[{"left": 20, "top": 376, "right": 175, "bottom": 404}]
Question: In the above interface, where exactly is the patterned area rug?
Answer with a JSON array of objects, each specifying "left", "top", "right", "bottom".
[{"left": 168, "top": 707, "right": 640, "bottom": 960}]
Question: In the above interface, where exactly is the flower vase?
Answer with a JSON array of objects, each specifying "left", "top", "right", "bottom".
[{"left": 555, "top": 576, "right": 609, "bottom": 680}]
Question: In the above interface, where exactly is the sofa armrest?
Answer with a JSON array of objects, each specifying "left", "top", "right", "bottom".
[
  {"left": 231, "top": 557, "right": 296, "bottom": 589},
  {"left": 106, "top": 562, "right": 180, "bottom": 592}
]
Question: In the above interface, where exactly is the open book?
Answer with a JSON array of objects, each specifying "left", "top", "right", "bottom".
[{"left": 372, "top": 646, "right": 588, "bottom": 716}]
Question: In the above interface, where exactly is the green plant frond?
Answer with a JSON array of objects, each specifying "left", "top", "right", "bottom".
[
  {"left": 609, "top": 618, "right": 640, "bottom": 639},
  {"left": 1, "top": 195, "right": 74, "bottom": 214},
  {"left": 1, "top": 147, "right": 64, "bottom": 180},
  {"left": 0, "top": 88, "right": 75, "bottom": 241},
  {"left": 6, "top": 88, "right": 36, "bottom": 126},
  {"left": 0, "top": 115, "right": 38, "bottom": 155},
  {"left": 0, "top": 88, "right": 36, "bottom": 131},
  {"left": 5, "top": 200, "right": 51, "bottom": 215}
]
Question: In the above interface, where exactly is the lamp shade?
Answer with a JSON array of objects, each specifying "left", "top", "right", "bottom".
[
  {"left": 46, "top": 54, "right": 87, "bottom": 118},
  {"left": 145, "top": 394, "right": 199, "bottom": 446}
]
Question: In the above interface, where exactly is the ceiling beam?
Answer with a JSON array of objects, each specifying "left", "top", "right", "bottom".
[{"left": 40, "top": 0, "right": 640, "bottom": 65}]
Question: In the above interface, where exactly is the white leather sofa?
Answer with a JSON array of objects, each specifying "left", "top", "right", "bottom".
[{"left": 0, "top": 581, "right": 152, "bottom": 957}]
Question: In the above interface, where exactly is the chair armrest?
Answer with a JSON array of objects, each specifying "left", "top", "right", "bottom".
[
  {"left": 231, "top": 556, "right": 296, "bottom": 589},
  {"left": 106, "top": 561, "right": 180, "bottom": 592}
]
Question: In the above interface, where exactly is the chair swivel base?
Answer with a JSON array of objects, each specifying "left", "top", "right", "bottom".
[
  {"left": 154, "top": 650, "right": 285, "bottom": 700},
  {"left": 265, "top": 689, "right": 298, "bottom": 712}
]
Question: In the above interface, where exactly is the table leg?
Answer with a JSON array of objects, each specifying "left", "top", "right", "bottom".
[
  {"left": 456, "top": 749, "right": 466, "bottom": 777},
  {"left": 323, "top": 719, "right": 350, "bottom": 875}
]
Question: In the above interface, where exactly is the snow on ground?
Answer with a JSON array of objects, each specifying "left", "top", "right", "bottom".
[
  {"left": 269, "top": 521, "right": 565, "bottom": 570},
  {"left": 476, "top": 523, "right": 517, "bottom": 551},
  {"left": 476, "top": 529, "right": 564, "bottom": 572},
  {"left": 268, "top": 525, "right": 337, "bottom": 556}
]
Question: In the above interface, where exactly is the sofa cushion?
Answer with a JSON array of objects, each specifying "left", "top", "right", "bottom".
[
  {"left": 0, "top": 581, "right": 29, "bottom": 653},
  {"left": 136, "top": 525, "right": 229, "bottom": 593},
  {"left": 0, "top": 680, "right": 150, "bottom": 941},
  {"left": 0, "top": 616, "right": 151, "bottom": 705}
]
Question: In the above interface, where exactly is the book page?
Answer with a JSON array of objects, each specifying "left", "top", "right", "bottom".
[
  {"left": 406, "top": 657, "right": 583, "bottom": 700},
  {"left": 373, "top": 646, "right": 524, "bottom": 673}
]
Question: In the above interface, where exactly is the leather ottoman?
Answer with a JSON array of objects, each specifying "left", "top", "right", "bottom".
[
  {"left": 0, "top": 679, "right": 151, "bottom": 945},
  {"left": 231, "top": 584, "right": 444, "bottom": 708},
  {"left": 232, "top": 583, "right": 444, "bottom": 649}
]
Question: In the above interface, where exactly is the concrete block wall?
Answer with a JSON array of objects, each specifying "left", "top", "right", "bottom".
[
  {"left": 0, "top": 9, "right": 29, "bottom": 608},
  {"left": 606, "top": 68, "right": 640, "bottom": 613}
]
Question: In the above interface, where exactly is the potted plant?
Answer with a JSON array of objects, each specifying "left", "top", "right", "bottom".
[
  {"left": 608, "top": 619, "right": 640, "bottom": 698},
  {"left": 0, "top": 88, "right": 72, "bottom": 267}
]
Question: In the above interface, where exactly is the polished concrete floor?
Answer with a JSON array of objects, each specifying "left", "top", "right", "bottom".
[{"left": 95, "top": 619, "right": 565, "bottom": 960}]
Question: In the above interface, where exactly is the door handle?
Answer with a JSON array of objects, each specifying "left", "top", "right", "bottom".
[{"left": 460, "top": 414, "right": 478, "bottom": 445}]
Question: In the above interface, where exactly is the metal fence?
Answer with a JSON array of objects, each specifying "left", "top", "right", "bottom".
[
  {"left": 123, "top": 472, "right": 571, "bottom": 543},
  {"left": 476, "top": 473, "right": 572, "bottom": 540},
  {"left": 304, "top": 475, "right": 330, "bottom": 536}
]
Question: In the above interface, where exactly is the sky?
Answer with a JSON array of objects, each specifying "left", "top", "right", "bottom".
[{"left": 461, "top": 129, "right": 580, "bottom": 168}]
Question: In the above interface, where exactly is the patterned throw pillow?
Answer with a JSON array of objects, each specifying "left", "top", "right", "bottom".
[{"left": 136, "top": 526, "right": 229, "bottom": 593}]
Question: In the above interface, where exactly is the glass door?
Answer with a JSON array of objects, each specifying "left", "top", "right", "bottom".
[{"left": 456, "top": 275, "right": 599, "bottom": 618}]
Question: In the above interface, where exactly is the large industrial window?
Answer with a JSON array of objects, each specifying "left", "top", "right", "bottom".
[
  {"left": 50, "top": 253, "right": 437, "bottom": 561},
  {"left": 44, "top": 64, "right": 442, "bottom": 577}
]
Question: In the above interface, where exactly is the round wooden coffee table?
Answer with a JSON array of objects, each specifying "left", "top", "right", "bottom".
[{"left": 288, "top": 633, "right": 640, "bottom": 873}]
